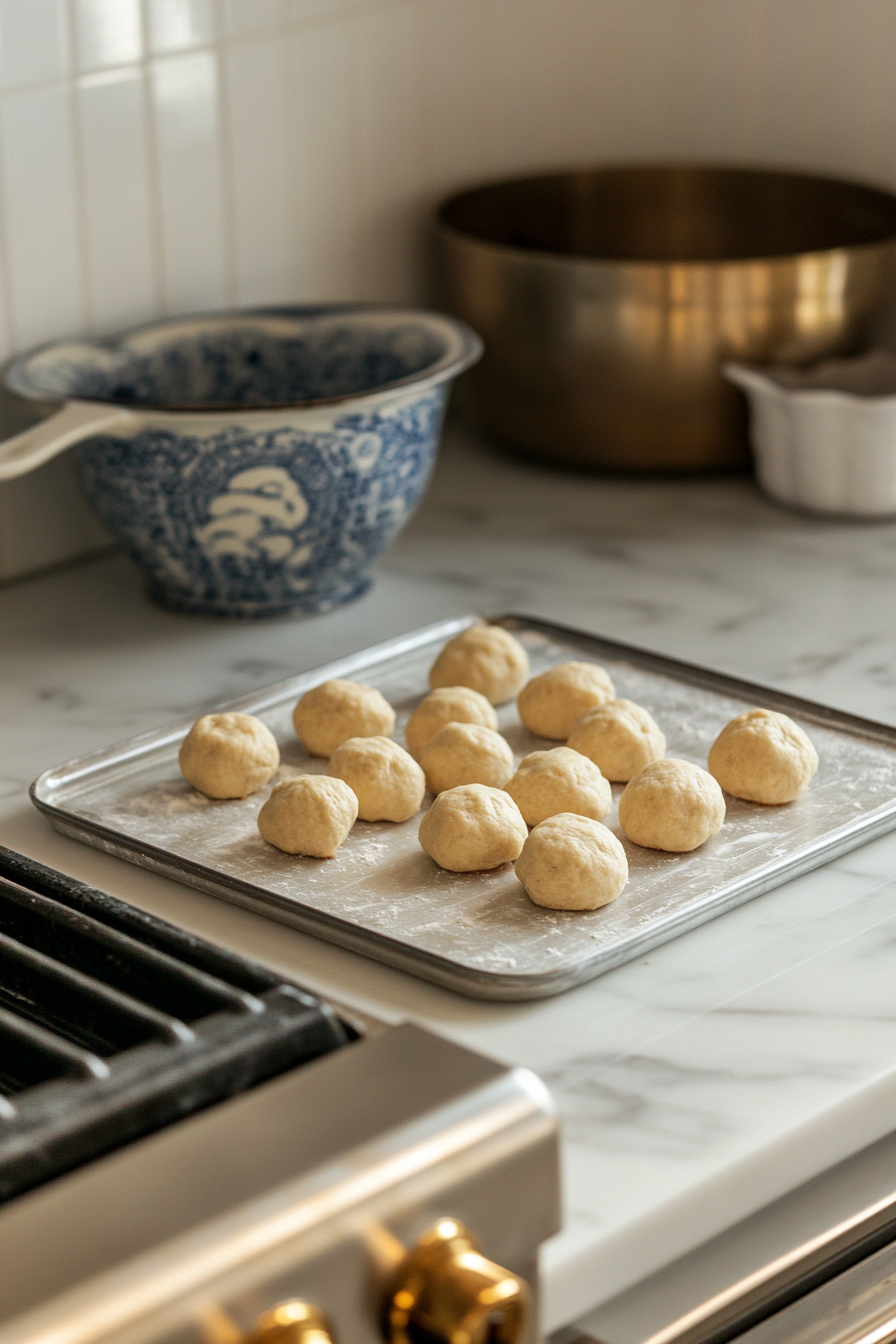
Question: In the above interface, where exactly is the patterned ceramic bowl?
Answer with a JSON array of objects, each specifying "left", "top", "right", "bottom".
[{"left": 1, "top": 306, "right": 481, "bottom": 617}]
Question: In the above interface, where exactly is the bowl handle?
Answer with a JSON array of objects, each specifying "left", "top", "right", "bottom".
[{"left": 0, "top": 400, "right": 138, "bottom": 481}]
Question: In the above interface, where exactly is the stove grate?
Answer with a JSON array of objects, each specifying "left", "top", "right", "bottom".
[{"left": 0, "top": 845, "right": 349, "bottom": 1203}]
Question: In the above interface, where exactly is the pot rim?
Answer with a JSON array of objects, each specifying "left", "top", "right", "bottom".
[
  {"left": 437, "top": 216, "right": 896, "bottom": 275},
  {"left": 3, "top": 303, "right": 483, "bottom": 415},
  {"left": 437, "top": 162, "right": 896, "bottom": 269}
]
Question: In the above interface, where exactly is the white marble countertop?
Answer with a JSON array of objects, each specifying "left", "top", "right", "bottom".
[{"left": 4, "top": 424, "right": 896, "bottom": 1332}]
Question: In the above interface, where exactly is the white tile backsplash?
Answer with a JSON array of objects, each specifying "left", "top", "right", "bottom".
[
  {"left": 221, "top": 0, "right": 280, "bottom": 37},
  {"left": 146, "top": 0, "right": 215, "bottom": 55},
  {"left": 0, "top": 0, "right": 69, "bottom": 91},
  {"left": 287, "top": 15, "right": 358, "bottom": 300},
  {"left": 224, "top": 32, "right": 295, "bottom": 304},
  {"left": 0, "top": 85, "right": 85, "bottom": 349},
  {"left": 284, "top": 0, "right": 344, "bottom": 24},
  {"left": 416, "top": 0, "right": 488, "bottom": 196},
  {"left": 0, "top": 0, "right": 892, "bottom": 351},
  {"left": 481, "top": 0, "right": 541, "bottom": 178},
  {"left": 353, "top": 0, "right": 426, "bottom": 303},
  {"left": 150, "top": 48, "right": 229, "bottom": 310},
  {"left": 77, "top": 68, "right": 158, "bottom": 331},
  {"left": 678, "top": 0, "right": 762, "bottom": 161},
  {"left": 864, "top": 2, "right": 896, "bottom": 186},
  {"left": 3, "top": 0, "right": 896, "bottom": 580},
  {"left": 74, "top": 0, "right": 143, "bottom": 73}
]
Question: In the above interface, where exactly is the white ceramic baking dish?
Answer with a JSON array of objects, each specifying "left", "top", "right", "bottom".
[{"left": 725, "top": 351, "right": 896, "bottom": 518}]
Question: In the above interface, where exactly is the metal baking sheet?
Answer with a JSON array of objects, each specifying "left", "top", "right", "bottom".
[{"left": 31, "top": 615, "right": 896, "bottom": 1001}]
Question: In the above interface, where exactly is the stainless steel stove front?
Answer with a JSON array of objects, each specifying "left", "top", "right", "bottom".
[{"left": 0, "top": 1022, "right": 560, "bottom": 1344}]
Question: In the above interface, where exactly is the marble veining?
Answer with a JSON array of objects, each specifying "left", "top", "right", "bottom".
[{"left": 4, "top": 423, "right": 896, "bottom": 1329}]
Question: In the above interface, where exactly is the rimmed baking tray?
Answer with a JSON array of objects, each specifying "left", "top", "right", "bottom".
[{"left": 31, "top": 614, "right": 896, "bottom": 1001}]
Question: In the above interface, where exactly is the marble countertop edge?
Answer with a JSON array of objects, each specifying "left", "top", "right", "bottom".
[{"left": 541, "top": 1061, "right": 896, "bottom": 1329}]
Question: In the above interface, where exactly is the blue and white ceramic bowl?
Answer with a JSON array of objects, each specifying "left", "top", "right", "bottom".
[{"left": 2, "top": 306, "right": 481, "bottom": 617}]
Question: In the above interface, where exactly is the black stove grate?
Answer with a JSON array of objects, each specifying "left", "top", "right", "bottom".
[{"left": 0, "top": 845, "right": 349, "bottom": 1203}]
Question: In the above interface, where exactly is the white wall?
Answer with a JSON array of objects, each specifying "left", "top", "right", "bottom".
[{"left": 0, "top": 0, "right": 894, "bottom": 358}]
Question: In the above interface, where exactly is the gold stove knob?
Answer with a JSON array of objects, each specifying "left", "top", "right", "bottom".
[
  {"left": 384, "top": 1219, "right": 529, "bottom": 1344},
  {"left": 249, "top": 1302, "right": 336, "bottom": 1344}
]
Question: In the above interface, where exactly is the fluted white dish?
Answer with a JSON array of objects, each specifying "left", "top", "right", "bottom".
[{"left": 725, "top": 352, "right": 896, "bottom": 518}]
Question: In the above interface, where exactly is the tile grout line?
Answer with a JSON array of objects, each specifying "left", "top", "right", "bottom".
[
  {"left": 63, "top": 0, "right": 95, "bottom": 337},
  {"left": 0, "top": 86, "right": 18, "bottom": 359},
  {"left": 138, "top": 0, "right": 168, "bottom": 318},
  {"left": 344, "top": 0, "right": 366, "bottom": 301},
  {"left": 211, "top": 6, "right": 240, "bottom": 308}
]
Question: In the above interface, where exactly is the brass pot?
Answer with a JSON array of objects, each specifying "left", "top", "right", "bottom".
[{"left": 436, "top": 165, "right": 896, "bottom": 472}]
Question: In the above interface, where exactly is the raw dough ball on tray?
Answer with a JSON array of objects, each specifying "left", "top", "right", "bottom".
[
  {"left": 258, "top": 775, "right": 358, "bottom": 857},
  {"left": 516, "top": 814, "right": 629, "bottom": 911},
  {"left": 179, "top": 712, "right": 279, "bottom": 799},
  {"left": 428, "top": 624, "right": 529, "bottom": 705},
  {"left": 404, "top": 685, "right": 498, "bottom": 758},
  {"left": 419, "top": 783, "right": 528, "bottom": 872},
  {"left": 505, "top": 747, "right": 611, "bottom": 826},
  {"left": 328, "top": 736, "right": 425, "bottom": 823},
  {"left": 567, "top": 698, "right": 666, "bottom": 782},
  {"left": 293, "top": 679, "right": 395, "bottom": 758},
  {"left": 708, "top": 708, "right": 818, "bottom": 805},
  {"left": 619, "top": 758, "right": 725, "bottom": 853},
  {"left": 420, "top": 722, "right": 514, "bottom": 795},
  {"left": 518, "top": 661, "right": 615, "bottom": 739}
]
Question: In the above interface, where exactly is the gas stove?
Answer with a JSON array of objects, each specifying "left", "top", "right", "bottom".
[{"left": 0, "top": 846, "right": 560, "bottom": 1344}]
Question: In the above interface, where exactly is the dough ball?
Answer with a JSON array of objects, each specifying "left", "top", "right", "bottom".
[
  {"left": 257, "top": 775, "right": 358, "bottom": 857},
  {"left": 179, "top": 712, "right": 279, "bottom": 799},
  {"left": 708, "top": 708, "right": 818, "bottom": 804},
  {"left": 419, "top": 721, "right": 514, "bottom": 795},
  {"left": 293, "top": 679, "right": 395, "bottom": 758},
  {"left": 328, "top": 736, "right": 425, "bottom": 823},
  {"left": 428, "top": 624, "right": 529, "bottom": 705},
  {"left": 419, "top": 784, "right": 528, "bottom": 872},
  {"left": 516, "top": 814, "right": 628, "bottom": 911},
  {"left": 567, "top": 698, "right": 666, "bottom": 782},
  {"left": 505, "top": 746, "right": 611, "bottom": 826},
  {"left": 619, "top": 758, "right": 725, "bottom": 852},
  {"left": 517, "top": 661, "right": 616, "bottom": 739},
  {"left": 404, "top": 686, "right": 499, "bottom": 758}
]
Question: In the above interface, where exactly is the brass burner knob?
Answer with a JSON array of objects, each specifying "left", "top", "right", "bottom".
[
  {"left": 250, "top": 1302, "right": 336, "bottom": 1344},
  {"left": 384, "top": 1219, "right": 529, "bottom": 1344}
]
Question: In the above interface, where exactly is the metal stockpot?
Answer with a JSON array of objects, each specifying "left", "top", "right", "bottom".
[{"left": 437, "top": 165, "right": 896, "bottom": 473}]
